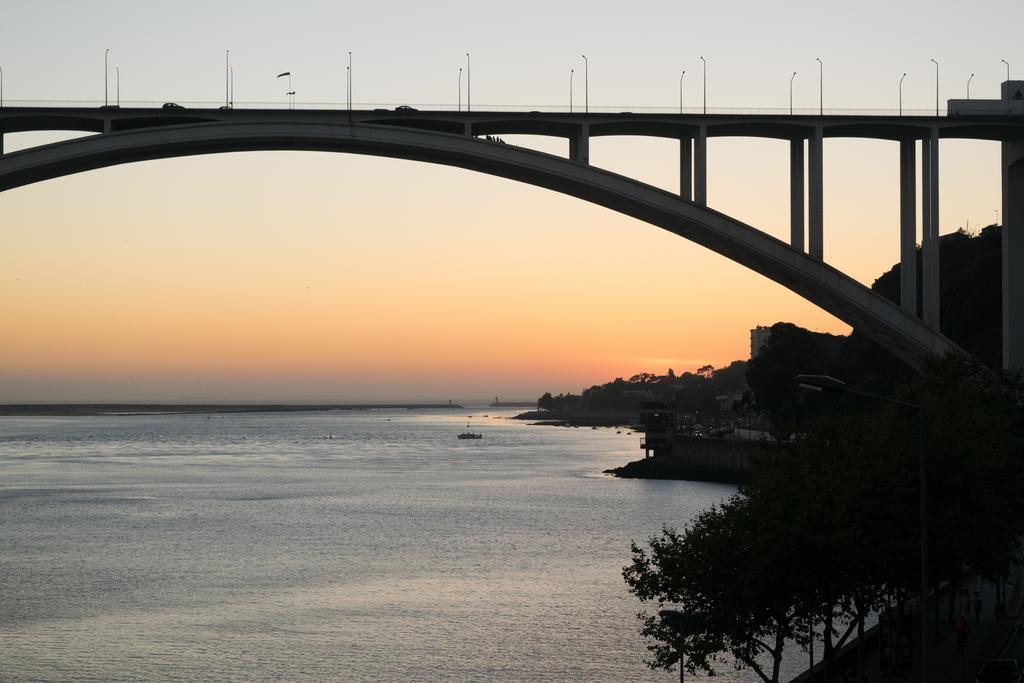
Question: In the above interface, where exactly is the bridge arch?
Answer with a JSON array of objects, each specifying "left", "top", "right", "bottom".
[{"left": 0, "top": 120, "right": 958, "bottom": 368}]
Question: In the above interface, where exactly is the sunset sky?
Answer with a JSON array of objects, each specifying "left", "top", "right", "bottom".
[{"left": 0, "top": 0, "right": 1019, "bottom": 402}]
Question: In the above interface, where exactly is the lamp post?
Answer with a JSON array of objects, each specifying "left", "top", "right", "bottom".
[
  {"left": 900, "top": 73, "right": 907, "bottom": 116},
  {"left": 790, "top": 71, "right": 796, "bottom": 115},
  {"left": 658, "top": 609, "right": 696, "bottom": 683},
  {"left": 816, "top": 57, "right": 822, "bottom": 115},
  {"left": 967, "top": 73, "right": 975, "bottom": 100},
  {"left": 458, "top": 67, "right": 463, "bottom": 112},
  {"left": 277, "top": 71, "right": 292, "bottom": 109},
  {"left": 225, "top": 50, "right": 230, "bottom": 107},
  {"left": 793, "top": 374, "right": 929, "bottom": 682},
  {"left": 2, "top": 64, "right": 6, "bottom": 108},
  {"left": 1002, "top": 59, "right": 1010, "bottom": 81},
  {"left": 679, "top": 69, "right": 685, "bottom": 115},
  {"left": 581, "top": 54, "right": 588, "bottom": 113},
  {"left": 104, "top": 48, "right": 109, "bottom": 107},
  {"left": 348, "top": 51, "right": 352, "bottom": 111},
  {"left": 113, "top": 64, "right": 119, "bottom": 107},
  {"left": 229, "top": 64, "right": 234, "bottom": 108},
  {"left": 700, "top": 56, "right": 706, "bottom": 114},
  {"left": 930, "top": 59, "right": 939, "bottom": 116},
  {"left": 569, "top": 68, "right": 574, "bottom": 112},
  {"left": 465, "top": 53, "right": 470, "bottom": 112}
]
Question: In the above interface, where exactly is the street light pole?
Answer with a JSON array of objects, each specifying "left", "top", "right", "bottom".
[
  {"left": 229, "top": 64, "right": 234, "bottom": 108},
  {"left": 458, "top": 67, "right": 462, "bottom": 112},
  {"left": 2, "top": 64, "right": 5, "bottom": 109},
  {"left": 816, "top": 57, "right": 822, "bottom": 115},
  {"left": 930, "top": 59, "right": 939, "bottom": 116},
  {"left": 679, "top": 69, "right": 685, "bottom": 115},
  {"left": 277, "top": 71, "right": 292, "bottom": 109},
  {"left": 700, "top": 56, "right": 706, "bottom": 114},
  {"left": 1002, "top": 59, "right": 1011, "bottom": 81},
  {"left": 104, "top": 48, "right": 109, "bottom": 107},
  {"left": 900, "top": 73, "right": 907, "bottom": 116},
  {"left": 466, "top": 53, "right": 470, "bottom": 112},
  {"left": 225, "top": 50, "right": 229, "bottom": 107},
  {"left": 114, "top": 64, "right": 119, "bottom": 107},
  {"left": 659, "top": 609, "right": 693, "bottom": 683},
  {"left": 790, "top": 71, "right": 796, "bottom": 115},
  {"left": 569, "top": 68, "right": 574, "bottom": 112},
  {"left": 793, "top": 374, "right": 929, "bottom": 682},
  {"left": 348, "top": 51, "right": 352, "bottom": 111},
  {"left": 968, "top": 73, "right": 975, "bottom": 100},
  {"left": 581, "top": 54, "right": 588, "bottom": 113}
]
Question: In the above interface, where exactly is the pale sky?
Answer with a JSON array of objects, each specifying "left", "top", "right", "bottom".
[{"left": 0, "top": 0, "right": 1019, "bottom": 402}]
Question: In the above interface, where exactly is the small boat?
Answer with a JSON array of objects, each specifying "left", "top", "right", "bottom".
[{"left": 458, "top": 432, "right": 483, "bottom": 440}]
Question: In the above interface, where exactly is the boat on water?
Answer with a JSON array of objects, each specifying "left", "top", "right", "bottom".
[{"left": 457, "top": 432, "right": 483, "bottom": 440}]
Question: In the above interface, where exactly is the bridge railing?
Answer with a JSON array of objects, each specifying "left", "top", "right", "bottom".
[{"left": 0, "top": 99, "right": 943, "bottom": 117}]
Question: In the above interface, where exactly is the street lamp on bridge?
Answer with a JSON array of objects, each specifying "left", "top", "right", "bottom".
[
  {"left": 790, "top": 71, "right": 796, "bottom": 115},
  {"left": 900, "top": 73, "right": 907, "bottom": 116},
  {"left": 569, "top": 68, "right": 574, "bottom": 112},
  {"left": 1, "top": 64, "right": 5, "bottom": 109},
  {"left": 229, "top": 64, "right": 234, "bottom": 108},
  {"left": 104, "top": 49, "right": 109, "bottom": 107},
  {"left": 679, "top": 69, "right": 685, "bottom": 115},
  {"left": 1002, "top": 59, "right": 1010, "bottom": 81},
  {"left": 277, "top": 71, "right": 292, "bottom": 109},
  {"left": 816, "top": 57, "right": 823, "bottom": 115},
  {"left": 794, "top": 373, "right": 929, "bottom": 682},
  {"left": 465, "top": 53, "right": 471, "bottom": 112},
  {"left": 968, "top": 72, "right": 975, "bottom": 100},
  {"left": 348, "top": 51, "right": 352, "bottom": 112},
  {"left": 930, "top": 59, "right": 939, "bottom": 116},
  {"left": 458, "top": 67, "right": 463, "bottom": 112},
  {"left": 700, "top": 56, "right": 706, "bottom": 114},
  {"left": 113, "top": 64, "right": 119, "bottom": 108},
  {"left": 225, "top": 50, "right": 230, "bottom": 108},
  {"left": 581, "top": 54, "right": 588, "bottom": 113}
]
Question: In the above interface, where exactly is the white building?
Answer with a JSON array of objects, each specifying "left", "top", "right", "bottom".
[{"left": 750, "top": 325, "right": 772, "bottom": 359}]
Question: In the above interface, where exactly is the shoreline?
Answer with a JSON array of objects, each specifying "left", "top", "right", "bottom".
[
  {"left": 0, "top": 403, "right": 466, "bottom": 417},
  {"left": 604, "top": 456, "right": 749, "bottom": 485},
  {"left": 511, "top": 410, "right": 638, "bottom": 428}
]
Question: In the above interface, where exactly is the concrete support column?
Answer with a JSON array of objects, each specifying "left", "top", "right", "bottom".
[
  {"left": 1002, "top": 140, "right": 1024, "bottom": 368},
  {"left": 808, "top": 128, "right": 824, "bottom": 261},
  {"left": 694, "top": 126, "right": 707, "bottom": 207},
  {"left": 463, "top": 123, "right": 471, "bottom": 137},
  {"left": 569, "top": 124, "right": 589, "bottom": 164},
  {"left": 0, "top": 133, "right": 4, "bottom": 156},
  {"left": 899, "top": 139, "right": 918, "bottom": 315},
  {"left": 790, "top": 138, "right": 805, "bottom": 251},
  {"left": 921, "top": 130, "right": 940, "bottom": 330},
  {"left": 103, "top": 119, "right": 112, "bottom": 134},
  {"left": 679, "top": 137, "right": 693, "bottom": 200}
]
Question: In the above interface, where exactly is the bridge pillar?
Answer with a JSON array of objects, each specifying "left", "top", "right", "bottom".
[
  {"left": 570, "top": 125, "right": 589, "bottom": 164},
  {"left": 694, "top": 126, "right": 707, "bottom": 207},
  {"left": 1003, "top": 140, "right": 1024, "bottom": 368},
  {"left": 679, "top": 137, "right": 692, "bottom": 200},
  {"left": 921, "top": 131, "right": 940, "bottom": 330},
  {"left": 808, "top": 128, "right": 823, "bottom": 261},
  {"left": 0, "top": 133, "right": 3, "bottom": 156},
  {"left": 899, "top": 139, "right": 917, "bottom": 315},
  {"left": 790, "top": 138, "right": 805, "bottom": 251}
]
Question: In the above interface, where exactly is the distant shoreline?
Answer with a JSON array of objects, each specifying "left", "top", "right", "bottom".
[
  {"left": 511, "top": 410, "right": 638, "bottom": 428},
  {"left": 0, "top": 404, "right": 465, "bottom": 417}
]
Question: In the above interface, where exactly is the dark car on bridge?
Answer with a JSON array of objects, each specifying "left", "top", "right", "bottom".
[
  {"left": 161, "top": 102, "right": 184, "bottom": 110},
  {"left": 977, "top": 659, "right": 1022, "bottom": 683}
]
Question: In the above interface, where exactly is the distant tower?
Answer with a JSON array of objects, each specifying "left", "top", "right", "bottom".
[{"left": 750, "top": 325, "right": 772, "bottom": 358}]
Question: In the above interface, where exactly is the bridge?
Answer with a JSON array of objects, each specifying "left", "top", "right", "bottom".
[{"left": 1, "top": 84, "right": 1022, "bottom": 370}]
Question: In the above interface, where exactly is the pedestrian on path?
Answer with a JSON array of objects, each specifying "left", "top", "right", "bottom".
[
  {"left": 955, "top": 613, "right": 970, "bottom": 654},
  {"left": 974, "top": 589, "right": 983, "bottom": 623}
]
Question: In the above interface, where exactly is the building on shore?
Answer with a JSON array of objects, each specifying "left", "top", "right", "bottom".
[
  {"left": 750, "top": 325, "right": 772, "bottom": 359},
  {"left": 639, "top": 401, "right": 675, "bottom": 459}
]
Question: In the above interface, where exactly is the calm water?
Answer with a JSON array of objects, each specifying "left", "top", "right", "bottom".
[{"left": 1, "top": 408, "right": 753, "bottom": 681}]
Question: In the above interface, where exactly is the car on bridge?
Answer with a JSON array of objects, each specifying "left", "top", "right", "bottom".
[
  {"left": 161, "top": 102, "right": 184, "bottom": 110},
  {"left": 395, "top": 105, "right": 418, "bottom": 112}
]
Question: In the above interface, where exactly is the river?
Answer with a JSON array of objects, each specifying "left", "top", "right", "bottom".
[{"left": 0, "top": 407, "right": 773, "bottom": 681}]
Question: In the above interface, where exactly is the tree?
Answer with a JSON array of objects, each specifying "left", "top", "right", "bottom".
[{"left": 624, "top": 496, "right": 806, "bottom": 682}]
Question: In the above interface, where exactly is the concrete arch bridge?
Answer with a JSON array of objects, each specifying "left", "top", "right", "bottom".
[{"left": 1, "top": 99, "right": 1022, "bottom": 369}]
